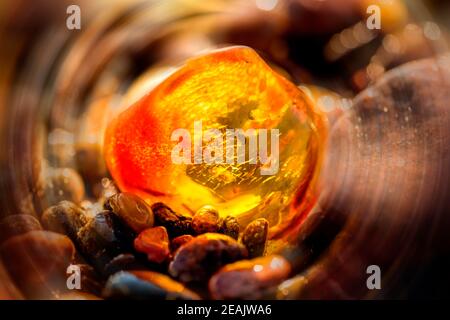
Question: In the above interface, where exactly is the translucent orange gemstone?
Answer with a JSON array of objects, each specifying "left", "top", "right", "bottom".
[{"left": 104, "top": 46, "right": 326, "bottom": 238}]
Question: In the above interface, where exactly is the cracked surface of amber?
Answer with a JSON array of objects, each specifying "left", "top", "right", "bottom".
[{"left": 104, "top": 46, "right": 326, "bottom": 238}]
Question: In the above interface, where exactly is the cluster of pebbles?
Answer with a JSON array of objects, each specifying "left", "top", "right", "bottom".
[
  {"left": 0, "top": 180, "right": 292, "bottom": 300},
  {"left": 2, "top": 55, "right": 447, "bottom": 300}
]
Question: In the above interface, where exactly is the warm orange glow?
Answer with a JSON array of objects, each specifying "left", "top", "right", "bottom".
[{"left": 104, "top": 46, "right": 326, "bottom": 238}]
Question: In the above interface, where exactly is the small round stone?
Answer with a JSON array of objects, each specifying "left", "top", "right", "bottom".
[
  {"left": 104, "top": 253, "right": 145, "bottom": 276},
  {"left": 134, "top": 226, "right": 170, "bottom": 264},
  {"left": 219, "top": 216, "right": 240, "bottom": 240},
  {"left": 76, "top": 210, "right": 135, "bottom": 272},
  {"left": 241, "top": 218, "right": 269, "bottom": 258},
  {"left": 41, "top": 201, "right": 87, "bottom": 241},
  {"left": 170, "top": 235, "right": 194, "bottom": 253},
  {"left": 105, "top": 193, "right": 154, "bottom": 233},
  {"left": 151, "top": 202, "right": 193, "bottom": 237},
  {"left": 209, "top": 255, "right": 291, "bottom": 299},
  {"left": 192, "top": 205, "right": 220, "bottom": 235},
  {"left": 169, "top": 233, "right": 248, "bottom": 283}
]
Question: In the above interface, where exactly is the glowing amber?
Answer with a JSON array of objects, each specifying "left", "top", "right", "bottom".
[{"left": 104, "top": 46, "right": 326, "bottom": 238}]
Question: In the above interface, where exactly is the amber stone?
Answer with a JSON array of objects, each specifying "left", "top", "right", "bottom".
[{"left": 104, "top": 46, "right": 326, "bottom": 237}]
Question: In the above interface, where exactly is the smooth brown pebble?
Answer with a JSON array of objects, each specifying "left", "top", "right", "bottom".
[
  {"left": 192, "top": 205, "right": 220, "bottom": 235},
  {"left": 151, "top": 202, "right": 193, "bottom": 237},
  {"left": 169, "top": 233, "right": 248, "bottom": 283},
  {"left": 41, "top": 201, "right": 87, "bottom": 241},
  {"left": 241, "top": 218, "right": 269, "bottom": 258},
  {"left": 170, "top": 235, "right": 194, "bottom": 252},
  {"left": 209, "top": 255, "right": 291, "bottom": 299},
  {"left": 219, "top": 216, "right": 240, "bottom": 240},
  {"left": 76, "top": 211, "right": 135, "bottom": 273},
  {"left": 104, "top": 253, "right": 146, "bottom": 276},
  {"left": 105, "top": 193, "right": 154, "bottom": 233}
]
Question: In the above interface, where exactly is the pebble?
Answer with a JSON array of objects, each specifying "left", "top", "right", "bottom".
[
  {"left": 192, "top": 205, "right": 220, "bottom": 235},
  {"left": 0, "top": 214, "right": 42, "bottom": 244},
  {"left": 169, "top": 233, "right": 248, "bottom": 283},
  {"left": 0, "top": 230, "right": 75, "bottom": 298},
  {"left": 102, "top": 271, "right": 200, "bottom": 300},
  {"left": 209, "top": 255, "right": 291, "bottom": 300},
  {"left": 105, "top": 193, "right": 154, "bottom": 233},
  {"left": 152, "top": 202, "right": 193, "bottom": 237},
  {"left": 104, "top": 253, "right": 146, "bottom": 276},
  {"left": 170, "top": 235, "right": 194, "bottom": 253},
  {"left": 219, "top": 216, "right": 240, "bottom": 240},
  {"left": 76, "top": 210, "right": 134, "bottom": 272},
  {"left": 241, "top": 218, "right": 269, "bottom": 258},
  {"left": 134, "top": 227, "right": 170, "bottom": 264},
  {"left": 41, "top": 201, "right": 88, "bottom": 241}
]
